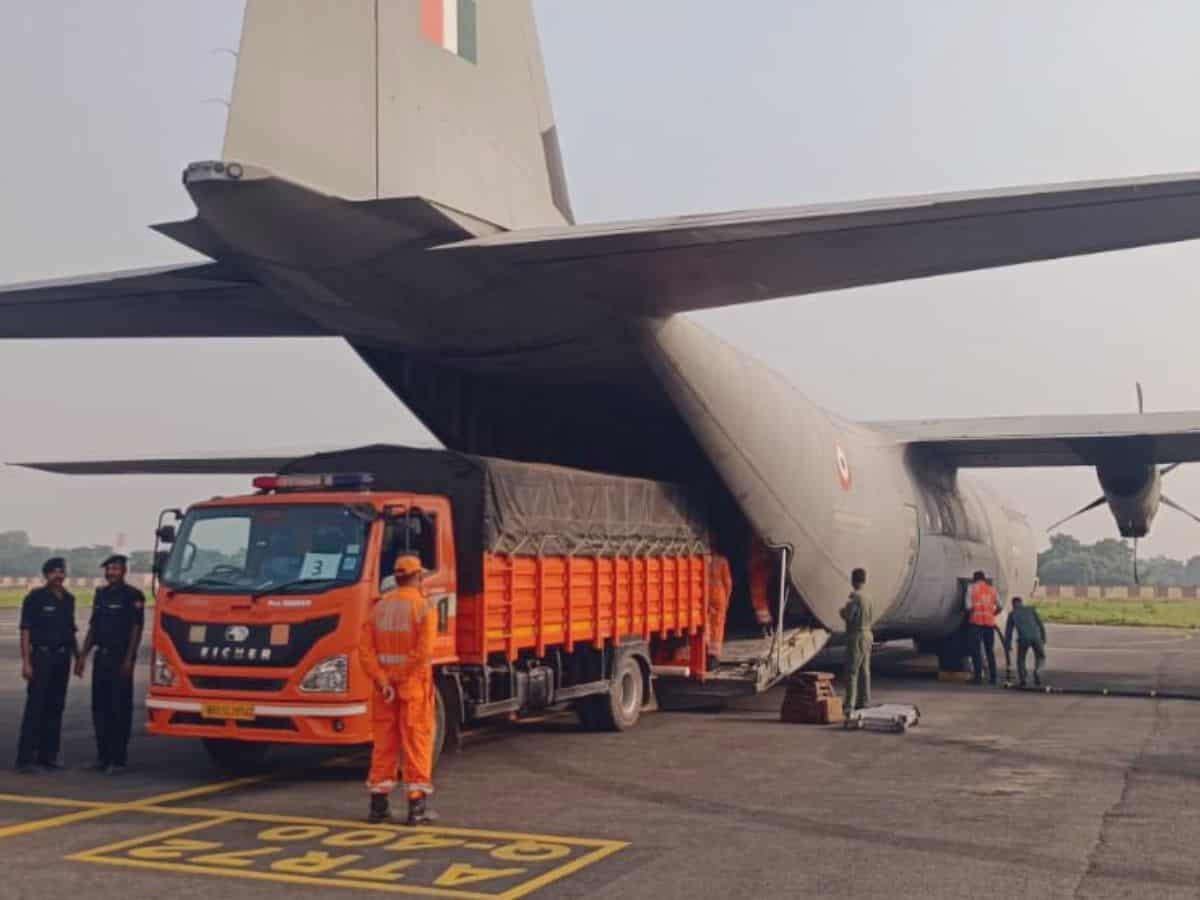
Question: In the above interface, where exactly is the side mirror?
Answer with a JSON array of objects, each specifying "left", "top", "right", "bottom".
[
  {"left": 156, "top": 524, "right": 177, "bottom": 544},
  {"left": 152, "top": 549, "right": 170, "bottom": 577}
]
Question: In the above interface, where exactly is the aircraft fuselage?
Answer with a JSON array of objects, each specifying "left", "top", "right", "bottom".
[{"left": 644, "top": 316, "right": 1037, "bottom": 641}]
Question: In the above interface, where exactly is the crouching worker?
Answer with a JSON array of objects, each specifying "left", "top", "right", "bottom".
[
  {"left": 1004, "top": 596, "right": 1047, "bottom": 687},
  {"left": 359, "top": 553, "right": 437, "bottom": 825}
]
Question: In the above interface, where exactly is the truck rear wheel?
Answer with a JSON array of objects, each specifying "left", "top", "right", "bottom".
[
  {"left": 594, "top": 653, "right": 644, "bottom": 732},
  {"left": 574, "top": 697, "right": 600, "bottom": 731},
  {"left": 202, "top": 738, "right": 269, "bottom": 775}
]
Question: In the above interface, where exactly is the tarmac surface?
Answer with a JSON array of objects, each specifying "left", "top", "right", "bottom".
[{"left": 1, "top": 610, "right": 1199, "bottom": 899}]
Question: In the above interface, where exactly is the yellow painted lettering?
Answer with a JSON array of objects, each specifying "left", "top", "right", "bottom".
[
  {"left": 342, "top": 859, "right": 419, "bottom": 883},
  {"left": 271, "top": 850, "right": 361, "bottom": 875},
  {"left": 192, "top": 846, "right": 283, "bottom": 868},
  {"left": 386, "top": 833, "right": 467, "bottom": 852},
  {"left": 257, "top": 825, "right": 330, "bottom": 842},
  {"left": 323, "top": 829, "right": 395, "bottom": 848},
  {"left": 491, "top": 840, "right": 572, "bottom": 863},
  {"left": 433, "top": 862, "right": 526, "bottom": 888},
  {"left": 128, "top": 838, "right": 222, "bottom": 860}
]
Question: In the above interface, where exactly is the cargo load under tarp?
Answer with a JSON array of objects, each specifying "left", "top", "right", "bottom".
[{"left": 282, "top": 445, "right": 711, "bottom": 593}]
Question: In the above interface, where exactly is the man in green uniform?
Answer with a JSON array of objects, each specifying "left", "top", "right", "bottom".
[
  {"left": 839, "top": 567, "right": 874, "bottom": 720},
  {"left": 1003, "top": 596, "right": 1047, "bottom": 687}
]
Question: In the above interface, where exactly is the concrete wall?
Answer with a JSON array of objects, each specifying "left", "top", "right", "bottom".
[{"left": 1034, "top": 584, "right": 1200, "bottom": 602}]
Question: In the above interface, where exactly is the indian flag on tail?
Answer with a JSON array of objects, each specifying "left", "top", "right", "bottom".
[{"left": 421, "top": 0, "right": 478, "bottom": 64}]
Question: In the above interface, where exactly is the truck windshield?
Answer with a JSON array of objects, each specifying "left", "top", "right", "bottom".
[{"left": 162, "top": 504, "right": 370, "bottom": 594}]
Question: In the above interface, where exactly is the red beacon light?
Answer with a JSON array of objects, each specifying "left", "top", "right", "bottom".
[{"left": 252, "top": 473, "right": 374, "bottom": 492}]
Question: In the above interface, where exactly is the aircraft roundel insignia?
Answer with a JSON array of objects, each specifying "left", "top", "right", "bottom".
[{"left": 836, "top": 443, "right": 852, "bottom": 490}]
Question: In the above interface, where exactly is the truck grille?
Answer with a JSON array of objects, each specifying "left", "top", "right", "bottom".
[{"left": 160, "top": 613, "right": 339, "bottom": 667}]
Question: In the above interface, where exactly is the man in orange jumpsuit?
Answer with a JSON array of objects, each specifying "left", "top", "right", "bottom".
[
  {"left": 748, "top": 536, "right": 774, "bottom": 630},
  {"left": 707, "top": 553, "right": 733, "bottom": 663},
  {"left": 359, "top": 553, "right": 437, "bottom": 825}
]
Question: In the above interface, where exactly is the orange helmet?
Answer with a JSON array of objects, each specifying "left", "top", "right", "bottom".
[{"left": 393, "top": 553, "right": 422, "bottom": 576}]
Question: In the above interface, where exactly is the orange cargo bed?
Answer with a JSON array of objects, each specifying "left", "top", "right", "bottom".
[{"left": 455, "top": 553, "right": 708, "bottom": 663}]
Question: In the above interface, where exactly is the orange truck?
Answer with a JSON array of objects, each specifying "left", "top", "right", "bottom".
[{"left": 147, "top": 446, "right": 717, "bottom": 771}]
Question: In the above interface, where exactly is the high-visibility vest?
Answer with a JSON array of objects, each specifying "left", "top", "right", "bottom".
[
  {"left": 359, "top": 585, "right": 436, "bottom": 699},
  {"left": 969, "top": 582, "right": 998, "bottom": 628}
]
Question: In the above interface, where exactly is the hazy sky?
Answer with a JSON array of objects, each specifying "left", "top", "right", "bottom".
[{"left": 4, "top": 1, "right": 1200, "bottom": 560}]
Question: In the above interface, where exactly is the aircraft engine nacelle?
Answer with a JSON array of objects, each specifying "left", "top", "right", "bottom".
[{"left": 1097, "top": 462, "right": 1160, "bottom": 538}]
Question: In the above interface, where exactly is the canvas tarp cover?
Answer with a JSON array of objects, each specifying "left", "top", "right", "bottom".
[{"left": 281, "top": 445, "right": 711, "bottom": 594}]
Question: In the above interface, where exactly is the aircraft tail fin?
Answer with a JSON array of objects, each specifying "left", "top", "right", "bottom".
[{"left": 223, "top": 0, "right": 572, "bottom": 230}]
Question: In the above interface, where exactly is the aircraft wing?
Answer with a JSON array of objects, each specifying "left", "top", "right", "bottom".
[
  {"left": 442, "top": 171, "right": 1200, "bottom": 315},
  {"left": 0, "top": 263, "right": 328, "bottom": 338},
  {"left": 872, "top": 411, "right": 1200, "bottom": 467},
  {"left": 12, "top": 455, "right": 295, "bottom": 475}
]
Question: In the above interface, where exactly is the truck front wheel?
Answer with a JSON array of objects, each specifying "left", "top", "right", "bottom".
[
  {"left": 433, "top": 685, "right": 447, "bottom": 766},
  {"left": 594, "top": 653, "right": 644, "bottom": 732},
  {"left": 202, "top": 738, "right": 269, "bottom": 775}
]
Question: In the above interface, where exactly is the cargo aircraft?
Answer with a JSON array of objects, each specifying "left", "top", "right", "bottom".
[{"left": 7, "top": 1, "right": 1200, "bottom": 673}]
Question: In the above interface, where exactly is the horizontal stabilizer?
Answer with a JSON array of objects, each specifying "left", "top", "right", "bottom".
[
  {"left": 443, "top": 171, "right": 1200, "bottom": 314},
  {"left": 873, "top": 411, "right": 1200, "bottom": 467},
  {"left": 0, "top": 264, "right": 328, "bottom": 339}
]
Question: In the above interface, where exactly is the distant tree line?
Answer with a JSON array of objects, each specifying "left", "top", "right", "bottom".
[
  {"left": 1039, "top": 533, "right": 1200, "bottom": 586},
  {"left": 0, "top": 531, "right": 151, "bottom": 577}
]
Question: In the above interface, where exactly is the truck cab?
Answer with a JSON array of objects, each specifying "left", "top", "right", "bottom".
[{"left": 148, "top": 473, "right": 456, "bottom": 769}]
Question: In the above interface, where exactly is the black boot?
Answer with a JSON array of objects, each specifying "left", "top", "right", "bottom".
[
  {"left": 367, "top": 793, "right": 392, "bottom": 824},
  {"left": 406, "top": 791, "right": 436, "bottom": 826}
]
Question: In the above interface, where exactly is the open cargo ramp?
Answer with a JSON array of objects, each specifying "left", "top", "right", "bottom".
[
  {"left": 656, "top": 626, "right": 830, "bottom": 708},
  {"left": 655, "top": 544, "right": 831, "bottom": 708}
]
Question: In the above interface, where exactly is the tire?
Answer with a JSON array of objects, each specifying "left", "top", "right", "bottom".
[
  {"left": 433, "top": 684, "right": 447, "bottom": 767},
  {"left": 202, "top": 738, "right": 269, "bottom": 775},
  {"left": 594, "top": 653, "right": 644, "bottom": 732},
  {"left": 574, "top": 697, "right": 600, "bottom": 731}
]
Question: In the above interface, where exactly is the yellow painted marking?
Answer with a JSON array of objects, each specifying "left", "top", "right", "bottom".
[
  {"left": 341, "top": 858, "right": 420, "bottom": 882},
  {"left": 0, "top": 793, "right": 105, "bottom": 810},
  {"left": 192, "top": 845, "right": 284, "bottom": 868},
  {"left": 66, "top": 854, "right": 500, "bottom": 899},
  {"left": 495, "top": 842, "right": 629, "bottom": 900},
  {"left": 69, "top": 816, "right": 237, "bottom": 861},
  {"left": 0, "top": 767, "right": 273, "bottom": 841},
  {"left": 135, "top": 805, "right": 624, "bottom": 848},
  {"left": 271, "top": 850, "right": 362, "bottom": 875},
  {"left": 259, "top": 823, "right": 331, "bottom": 841},
  {"left": 128, "top": 838, "right": 224, "bottom": 861},
  {"left": 387, "top": 834, "right": 467, "bottom": 852},
  {"left": 0, "top": 804, "right": 128, "bottom": 839},
  {"left": 491, "top": 841, "right": 570, "bottom": 863},
  {"left": 70, "top": 808, "right": 629, "bottom": 899},
  {"left": 325, "top": 829, "right": 397, "bottom": 848},
  {"left": 433, "top": 863, "right": 525, "bottom": 888}
]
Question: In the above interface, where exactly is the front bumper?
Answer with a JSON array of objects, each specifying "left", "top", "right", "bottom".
[{"left": 146, "top": 697, "right": 371, "bottom": 744}]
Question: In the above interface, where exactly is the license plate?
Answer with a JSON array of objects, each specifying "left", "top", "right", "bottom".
[{"left": 201, "top": 702, "right": 255, "bottom": 721}]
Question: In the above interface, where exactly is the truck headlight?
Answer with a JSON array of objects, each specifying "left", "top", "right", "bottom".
[
  {"left": 151, "top": 653, "right": 176, "bottom": 687},
  {"left": 299, "top": 654, "right": 348, "bottom": 693}
]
